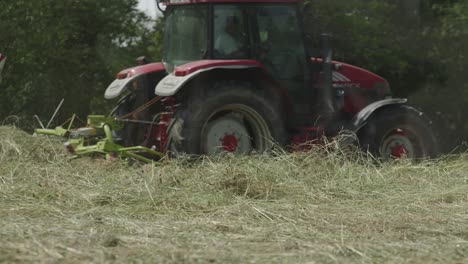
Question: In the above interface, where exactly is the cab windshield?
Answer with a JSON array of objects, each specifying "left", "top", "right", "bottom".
[{"left": 163, "top": 6, "right": 209, "bottom": 72}]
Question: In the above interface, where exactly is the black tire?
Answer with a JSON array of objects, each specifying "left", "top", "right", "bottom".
[
  {"left": 358, "top": 105, "right": 438, "bottom": 160},
  {"left": 169, "top": 82, "right": 287, "bottom": 155}
]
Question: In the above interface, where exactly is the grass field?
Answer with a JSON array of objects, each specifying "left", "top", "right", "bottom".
[{"left": 0, "top": 126, "right": 467, "bottom": 263}]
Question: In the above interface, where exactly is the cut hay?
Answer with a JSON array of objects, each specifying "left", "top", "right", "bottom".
[{"left": 0, "top": 126, "right": 467, "bottom": 263}]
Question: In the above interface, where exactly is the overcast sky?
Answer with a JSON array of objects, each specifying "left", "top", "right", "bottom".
[{"left": 137, "top": 0, "right": 162, "bottom": 19}]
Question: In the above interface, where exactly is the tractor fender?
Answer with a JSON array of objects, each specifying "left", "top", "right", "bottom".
[
  {"left": 155, "top": 60, "right": 266, "bottom": 96},
  {"left": 105, "top": 62, "right": 166, "bottom": 100},
  {"left": 352, "top": 98, "right": 408, "bottom": 129}
]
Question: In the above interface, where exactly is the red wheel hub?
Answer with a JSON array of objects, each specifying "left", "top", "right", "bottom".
[
  {"left": 222, "top": 135, "right": 238, "bottom": 153},
  {"left": 392, "top": 144, "right": 408, "bottom": 158}
]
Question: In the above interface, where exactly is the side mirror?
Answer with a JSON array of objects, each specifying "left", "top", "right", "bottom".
[{"left": 155, "top": 0, "right": 166, "bottom": 14}]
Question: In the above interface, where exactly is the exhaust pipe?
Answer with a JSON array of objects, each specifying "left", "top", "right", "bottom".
[
  {"left": 319, "top": 34, "right": 336, "bottom": 120},
  {"left": 0, "top": 54, "right": 6, "bottom": 84}
]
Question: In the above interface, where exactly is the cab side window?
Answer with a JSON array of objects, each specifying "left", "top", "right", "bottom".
[
  {"left": 213, "top": 6, "right": 248, "bottom": 59},
  {"left": 256, "top": 6, "right": 306, "bottom": 79}
]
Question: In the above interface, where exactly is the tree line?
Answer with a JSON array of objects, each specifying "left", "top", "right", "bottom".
[
  {"left": 0, "top": 0, "right": 466, "bottom": 151},
  {"left": 0, "top": 0, "right": 159, "bottom": 125}
]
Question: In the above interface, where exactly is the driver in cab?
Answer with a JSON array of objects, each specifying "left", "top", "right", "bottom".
[{"left": 214, "top": 16, "right": 246, "bottom": 58}]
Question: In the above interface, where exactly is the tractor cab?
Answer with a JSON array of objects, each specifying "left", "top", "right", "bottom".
[
  {"left": 35, "top": 0, "right": 438, "bottom": 161},
  {"left": 163, "top": 1, "right": 307, "bottom": 71},
  {"left": 163, "top": 1, "right": 312, "bottom": 119}
]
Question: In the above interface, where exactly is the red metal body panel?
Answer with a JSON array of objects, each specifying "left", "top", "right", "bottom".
[
  {"left": 164, "top": 0, "right": 301, "bottom": 5},
  {"left": 334, "top": 61, "right": 387, "bottom": 113},
  {"left": 174, "top": 59, "right": 266, "bottom": 76},
  {"left": 143, "top": 97, "right": 177, "bottom": 152},
  {"left": 337, "top": 62, "right": 387, "bottom": 113},
  {"left": 332, "top": 62, "right": 387, "bottom": 90},
  {"left": 117, "top": 62, "right": 166, "bottom": 79}
]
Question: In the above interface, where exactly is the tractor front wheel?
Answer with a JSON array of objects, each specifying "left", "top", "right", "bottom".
[
  {"left": 359, "top": 105, "right": 438, "bottom": 160},
  {"left": 169, "top": 83, "right": 287, "bottom": 155}
]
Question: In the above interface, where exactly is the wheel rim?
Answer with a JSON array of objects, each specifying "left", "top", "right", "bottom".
[
  {"left": 202, "top": 104, "right": 272, "bottom": 155},
  {"left": 204, "top": 115, "right": 252, "bottom": 155},
  {"left": 380, "top": 128, "right": 421, "bottom": 160}
]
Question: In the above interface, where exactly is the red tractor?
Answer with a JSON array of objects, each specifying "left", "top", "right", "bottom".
[{"left": 104, "top": 0, "right": 437, "bottom": 160}]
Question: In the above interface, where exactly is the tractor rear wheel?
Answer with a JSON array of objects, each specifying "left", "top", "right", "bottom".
[
  {"left": 169, "top": 83, "right": 287, "bottom": 155},
  {"left": 359, "top": 105, "right": 438, "bottom": 160}
]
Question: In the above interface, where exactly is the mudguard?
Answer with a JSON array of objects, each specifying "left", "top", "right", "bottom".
[
  {"left": 352, "top": 98, "right": 408, "bottom": 129},
  {"left": 105, "top": 63, "right": 165, "bottom": 100},
  {"left": 155, "top": 60, "right": 265, "bottom": 96}
]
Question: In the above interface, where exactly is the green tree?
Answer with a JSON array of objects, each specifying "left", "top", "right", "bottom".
[
  {"left": 414, "top": 1, "right": 468, "bottom": 148},
  {"left": 0, "top": 0, "right": 158, "bottom": 127},
  {"left": 304, "top": 0, "right": 468, "bottom": 150}
]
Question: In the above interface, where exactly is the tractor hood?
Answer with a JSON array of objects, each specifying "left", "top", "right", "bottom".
[
  {"left": 331, "top": 61, "right": 389, "bottom": 92},
  {"left": 310, "top": 57, "right": 389, "bottom": 91}
]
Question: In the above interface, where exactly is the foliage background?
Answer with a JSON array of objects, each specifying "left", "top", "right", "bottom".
[
  {"left": 0, "top": 0, "right": 467, "bottom": 151},
  {"left": 305, "top": 0, "right": 468, "bottom": 151}
]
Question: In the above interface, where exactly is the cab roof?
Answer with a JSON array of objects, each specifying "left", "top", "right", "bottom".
[{"left": 163, "top": 0, "right": 302, "bottom": 5}]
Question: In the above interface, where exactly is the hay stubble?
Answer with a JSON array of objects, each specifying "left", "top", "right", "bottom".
[{"left": 0, "top": 126, "right": 467, "bottom": 263}]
